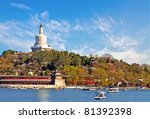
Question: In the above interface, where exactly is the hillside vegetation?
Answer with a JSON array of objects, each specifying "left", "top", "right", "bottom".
[{"left": 0, "top": 49, "right": 150, "bottom": 87}]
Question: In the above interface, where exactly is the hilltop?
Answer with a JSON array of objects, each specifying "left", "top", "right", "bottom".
[{"left": 0, "top": 49, "right": 150, "bottom": 87}]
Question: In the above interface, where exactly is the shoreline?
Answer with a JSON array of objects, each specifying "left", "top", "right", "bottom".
[
  {"left": 0, "top": 84, "right": 150, "bottom": 90},
  {"left": 66, "top": 86, "right": 150, "bottom": 90},
  {"left": 0, "top": 84, "right": 64, "bottom": 89}
]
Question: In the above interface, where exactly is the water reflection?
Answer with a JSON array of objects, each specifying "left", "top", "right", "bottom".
[{"left": 37, "top": 90, "right": 50, "bottom": 102}]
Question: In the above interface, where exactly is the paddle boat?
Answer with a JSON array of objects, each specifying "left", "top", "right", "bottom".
[
  {"left": 108, "top": 87, "right": 119, "bottom": 93},
  {"left": 95, "top": 91, "right": 106, "bottom": 99}
]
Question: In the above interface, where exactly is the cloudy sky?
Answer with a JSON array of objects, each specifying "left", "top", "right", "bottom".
[{"left": 0, "top": 0, "right": 149, "bottom": 64}]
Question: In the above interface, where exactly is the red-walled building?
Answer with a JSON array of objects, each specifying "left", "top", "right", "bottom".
[{"left": 0, "top": 75, "right": 53, "bottom": 85}]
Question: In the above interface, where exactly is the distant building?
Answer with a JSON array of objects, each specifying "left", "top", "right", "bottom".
[
  {"left": 31, "top": 24, "right": 51, "bottom": 51},
  {"left": 0, "top": 74, "right": 66, "bottom": 89}
]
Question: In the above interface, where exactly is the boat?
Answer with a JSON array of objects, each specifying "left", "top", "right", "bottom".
[
  {"left": 95, "top": 91, "right": 106, "bottom": 99},
  {"left": 19, "top": 87, "right": 27, "bottom": 90},
  {"left": 89, "top": 88, "right": 96, "bottom": 90},
  {"left": 81, "top": 87, "right": 90, "bottom": 91},
  {"left": 108, "top": 88, "right": 119, "bottom": 93}
]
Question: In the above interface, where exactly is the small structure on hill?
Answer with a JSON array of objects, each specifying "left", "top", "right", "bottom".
[
  {"left": 31, "top": 24, "right": 51, "bottom": 51},
  {"left": 101, "top": 54, "right": 115, "bottom": 60}
]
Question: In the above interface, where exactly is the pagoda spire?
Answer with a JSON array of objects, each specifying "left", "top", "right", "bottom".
[{"left": 39, "top": 24, "right": 43, "bottom": 34}]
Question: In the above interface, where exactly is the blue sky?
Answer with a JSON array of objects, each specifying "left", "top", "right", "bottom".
[{"left": 0, "top": 0, "right": 149, "bottom": 64}]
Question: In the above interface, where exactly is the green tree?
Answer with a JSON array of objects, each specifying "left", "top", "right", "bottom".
[
  {"left": 92, "top": 67, "right": 108, "bottom": 80},
  {"left": 114, "top": 70, "right": 125, "bottom": 83},
  {"left": 63, "top": 66, "right": 87, "bottom": 85}
]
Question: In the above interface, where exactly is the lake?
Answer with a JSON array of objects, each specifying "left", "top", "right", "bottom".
[{"left": 0, "top": 88, "right": 150, "bottom": 102}]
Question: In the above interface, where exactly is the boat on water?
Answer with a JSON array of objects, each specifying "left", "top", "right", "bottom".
[
  {"left": 19, "top": 87, "right": 27, "bottom": 90},
  {"left": 95, "top": 91, "right": 106, "bottom": 99},
  {"left": 81, "top": 87, "right": 90, "bottom": 91},
  {"left": 89, "top": 88, "right": 96, "bottom": 90},
  {"left": 108, "top": 88, "right": 119, "bottom": 93}
]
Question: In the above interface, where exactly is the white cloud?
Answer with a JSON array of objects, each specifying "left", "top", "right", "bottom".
[
  {"left": 0, "top": 21, "right": 34, "bottom": 51},
  {"left": 73, "top": 24, "right": 84, "bottom": 31},
  {"left": 72, "top": 16, "right": 115, "bottom": 33},
  {"left": 111, "top": 48, "right": 150, "bottom": 64},
  {"left": 92, "top": 16, "right": 115, "bottom": 32},
  {"left": 10, "top": 3, "right": 31, "bottom": 10},
  {"left": 72, "top": 16, "right": 140, "bottom": 50},
  {"left": 46, "top": 20, "right": 71, "bottom": 33},
  {"left": 40, "top": 11, "right": 49, "bottom": 19},
  {"left": 72, "top": 46, "right": 150, "bottom": 64},
  {"left": 105, "top": 34, "right": 139, "bottom": 50},
  {"left": 44, "top": 20, "right": 71, "bottom": 50},
  {"left": 120, "top": 18, "right": 127, "bottom": 25},
  {"left": 90, "top": 16, "right": 140, "bottom": 50},
  {"left": 104, "top": 49, "right": 149, "bottom": 64},
  {"left": 71, "top": 45, "right": 88, "bottom": 55}
]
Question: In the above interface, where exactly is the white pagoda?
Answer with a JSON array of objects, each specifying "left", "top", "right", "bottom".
[{"left": 31, "top": 24, "right": 51, "bottom": 51}]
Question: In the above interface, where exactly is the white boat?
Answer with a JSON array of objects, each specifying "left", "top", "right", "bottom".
[
  {"left": 89, "top": 88, "right": 96, "bottom": 90},
  {"left": 108, "top": 88, "right": 119, "bottom": 93},
  {"left": 95, "top": 92, "right": 106, "bottom": 99},
  {"left": 19, "top": 87, "right": 27, "bottom": 90}
]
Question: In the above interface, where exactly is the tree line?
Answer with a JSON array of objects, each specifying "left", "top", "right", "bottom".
[{"left": 0, "top": 49, "right": 150, "bottom": 87}]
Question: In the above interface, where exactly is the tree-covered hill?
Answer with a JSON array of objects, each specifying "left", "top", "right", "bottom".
[{"left": 0, "top": 49, "right": 150, "bottom": 87}]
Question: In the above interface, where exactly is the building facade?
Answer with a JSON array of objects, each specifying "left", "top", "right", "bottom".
[{"left": 0, "top": 72, "right": 66, "bottom": 89}]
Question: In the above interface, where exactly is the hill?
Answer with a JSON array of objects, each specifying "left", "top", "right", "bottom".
[{"left": 0, "top": 49, "right": 150, "bottom": 87}]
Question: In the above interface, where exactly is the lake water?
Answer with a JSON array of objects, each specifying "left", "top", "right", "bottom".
[{"left": 0, "top": 88, "right": 150, "bottom": 102}]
